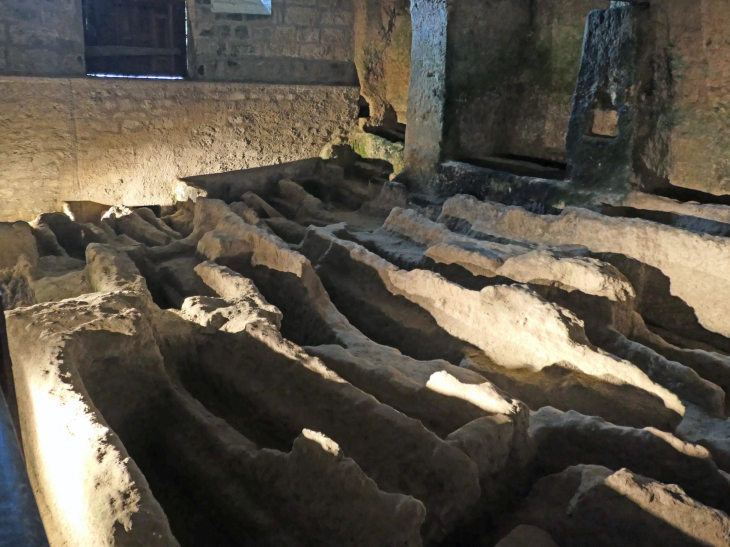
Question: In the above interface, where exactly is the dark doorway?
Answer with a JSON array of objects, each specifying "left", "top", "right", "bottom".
[{"left": 82, "top": 0, "right": 187, "bottom": 77}]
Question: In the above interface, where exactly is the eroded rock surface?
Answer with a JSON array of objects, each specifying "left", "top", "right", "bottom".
[
  {"left": 3, "top": 167, "right": 730, "bottom": 547},
  {"left": 510, "top": 465, "right": 730, "bottom": 547},
  {"left": 442, "top": 195, "right": 730, "bottom": 340}
]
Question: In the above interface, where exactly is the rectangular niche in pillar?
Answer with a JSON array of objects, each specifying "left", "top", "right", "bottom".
[
  {"left": 588, "top": 108, "right": 619, "bottom": 138},
  {"left": 211, "top": 0, "right": 272, "bottom": 15}
]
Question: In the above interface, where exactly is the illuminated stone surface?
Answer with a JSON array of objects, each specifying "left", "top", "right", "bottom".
[{"left": 1, "top": 160, "right": 730, "bottom": 546}]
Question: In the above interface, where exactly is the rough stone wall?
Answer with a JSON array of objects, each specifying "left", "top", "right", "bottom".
[
  {"left": 0, "top": 0, "right": 86, "bottom": 76},
  {"left": 354, "top": 0, "right": 411, "bottom": 125},
  {"left": 187, "top": 0, "right": 358, "bottom": 85},
  {"left": 438, "top": 0, "right": 730, "bottom": 195},
  {"left": 0, "top": 76, "right": 358, "bottom": 222},
  {"left": 443, "top": 0, "right": 532, "bottom": 162},
  {"left": 444, "top": 0, "right": 609, "bottom": 164},
  {"left": 658, "top": 0, "right": 730, "bottom": 196},
  {"left": 505, "top": 0, "right": 610, "bottom": 163}
]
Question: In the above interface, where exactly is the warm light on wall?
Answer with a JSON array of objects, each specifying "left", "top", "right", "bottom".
[{"left": 24, "top": 350, "right": 142, "bottom": 546}]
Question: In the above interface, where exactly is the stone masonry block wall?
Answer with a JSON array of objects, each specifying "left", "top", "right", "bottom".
[
  {"left": 0, "top": 76, "right": 358, "bottom": 221},
  {"left": 0, "top": 0, "right": 86, "bottom": 76},
  {"left": 187, "top": 0, "right": 358, "bottom": 84}
]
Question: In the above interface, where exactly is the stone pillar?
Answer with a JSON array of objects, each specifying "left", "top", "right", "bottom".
[
  {"left": 566, "top": 4, "right": 671, "bottom": 199},
  {"left": 403, "top": 0, "right": 449, "bottom": 184},
  {"left": 403, "top": 0, "right": 533, "bottom": 190}
]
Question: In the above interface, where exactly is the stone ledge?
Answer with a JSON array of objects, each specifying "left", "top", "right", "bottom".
[{"left": 190, "top": 56, "right": 359, "bottom": 86}]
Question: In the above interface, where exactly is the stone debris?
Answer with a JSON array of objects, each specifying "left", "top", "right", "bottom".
[
  {"left": 160, "top": 201, "right": 194, "bottom": 237},
  {"left": 240, "top": 191, "right": 285, "bottom": 219},
  {"left": 274, "top": 179, "right": 333, "bottom": 224},
  {"left": 103, "top": 206, "right": 176, "bottom": 247},
  {"left": 3, "top": 169, "right": 730, "bottom": 547},
  {"left": 134, "top": 207, "right": 184, "bottom": 241}
]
